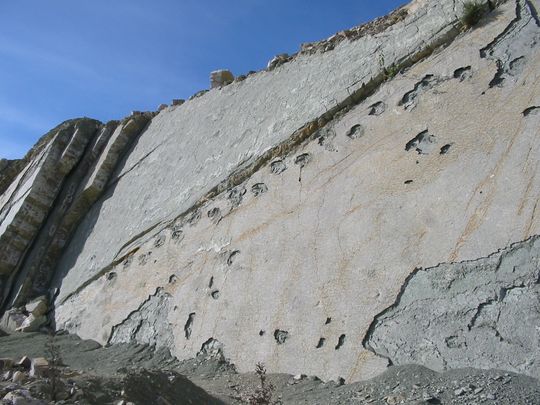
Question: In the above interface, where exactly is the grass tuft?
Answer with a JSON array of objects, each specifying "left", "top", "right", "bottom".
[{"left": 461, "top": 1, "right": 485, "bottom": 28}]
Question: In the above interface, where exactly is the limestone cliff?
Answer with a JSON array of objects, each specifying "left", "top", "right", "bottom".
[{"left": 1, "top": 0, "right": 540, "bottom": 384}]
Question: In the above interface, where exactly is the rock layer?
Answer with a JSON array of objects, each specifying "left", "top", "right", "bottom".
[{"left": 0, "top": 114, "right": 152, "bottom": 311}]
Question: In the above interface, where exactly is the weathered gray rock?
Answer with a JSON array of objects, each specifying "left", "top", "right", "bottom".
[
  {"left": 29, "top": 357, "right": 48, "bottom": 378},
  {"left": 108, "top": 288, "right": 174, "bottom": 349},
  {"left": 0, "top": 309, "right": 26, "bottom": 333},
  {"left": 364, "top": 236, "right": 540, "bottom": 379},
  {"left": 16, "top": 314, "right": 46, "bottom": 333},
  {"left": 11, "top": 370, "right": 25, "bottom": 384},
  {"left": 3, "top": 389, "right": 45, "bottom": 405},
  {"left": 267, "top": 54, "right": 290, "bottom": 70},
  {"left": 210, "top": 70, "right": 234, "bottom": 88}
]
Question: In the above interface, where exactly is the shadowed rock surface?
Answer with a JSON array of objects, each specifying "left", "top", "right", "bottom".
[{"left": 1, "top": 332, "right": 539, "bottom": 404}]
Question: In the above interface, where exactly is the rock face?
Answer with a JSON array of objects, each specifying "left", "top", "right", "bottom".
[{"left": 1, "top": 0, "right": 540, "bottom": 386}]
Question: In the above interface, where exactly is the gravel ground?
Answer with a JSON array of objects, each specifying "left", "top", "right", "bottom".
[{"left": 1, "top": 332, "right": 539, "bottom": 404}]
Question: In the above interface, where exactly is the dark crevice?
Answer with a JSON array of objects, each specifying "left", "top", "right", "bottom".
[
  {"left": 523, "top": 106, "right": 540, "bottom": 116},
  {"left": 184, "top": 312, "right": 196, "bottom": 340},
  {"left": 335, "top": 334, "right": 346, "bottom": 350},
  {"left": 440, "top": 144, "right": 452, "bottom": 154},
  {"left": 274, "top": 329, "right": 289, "bottom": 344}
]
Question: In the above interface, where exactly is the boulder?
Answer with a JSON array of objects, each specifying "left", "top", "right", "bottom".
[
  {"left": 11, "top": 370, "right": 25, "bottom": 383},
  {"left": 29, "top": 357, "right": 49, "bottom": 378},
  {"left": 16, "top": 356, "right": 31, "bottom": 369},
  {"left": 267, "top": 53, "right": 290, "bottom": 70},
  {"left": 3, "top": 389, "right": 46, "bottom": 405},
  {"left": 24, "top": 296, "right": 47, "bottom": 317},
  {"left": 16, "top": 315, "right": 46, "bottom": 333},
  {"left": 0, "top": 358, "right": 14, "bottom": 370},
  {"left": 210, "top": 70, "right": 234, "bottom": 88},
  {"left": 0, "top": 309, "right": 26, "bottom": 333}
]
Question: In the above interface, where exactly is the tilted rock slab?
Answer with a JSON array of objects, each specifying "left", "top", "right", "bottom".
[
  {"left": 52, "top": 0, "right": 540, "bottom": 382},
  {"left": 0, "top": 113, "right": 152, "bottom": 310},
  {"left": 53, "top": 0, "right": 490, "bottom": 305},
  {"left": 0, "top": 119, "right": 100, "bottom": 285},
  {"left": 5, "top": 115, "right": 151, "bottom": 309}
]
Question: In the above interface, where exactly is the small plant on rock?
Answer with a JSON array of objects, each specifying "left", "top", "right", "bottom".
[
  {"left": 378, "top": 54, "right": 400, "bottom": 81},
  {"left": 45, "top": 332, "right": 63, "bottom": 401},
  {"left": 461, "top": 1, "right": 484, "bottom": 28},
  {"left": 384, "top": 64, "right": 400, "bottom": 80},
  {"left": 234, "top": 362, "right": 281, "bottom": 404}
]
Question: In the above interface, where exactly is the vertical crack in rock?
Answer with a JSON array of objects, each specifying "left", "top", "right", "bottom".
[
  {"left": 1, "top": 113, "right": 153, "bottom": 309},
  {"left": 184, "top": 312, "right": 196, "bottom": 340},
  {"left": 405, "top": 130, "right": 437, "bottom": 155},
  {"left": 108, "top": 288, "right": 174, "bottom": 350},
  {"left": 0, "top": 119, "right": 102, "bottom": 309},
  {"left": 363, "top": 236, "right": 540, "bottom": 378},
  {"left": 481, "top": 0, "right": 540, "bottom": 88}
]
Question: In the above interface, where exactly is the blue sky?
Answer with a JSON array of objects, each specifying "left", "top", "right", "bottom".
[{"left": 0, "top": 0, "right": 405, "bottom": 159}]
